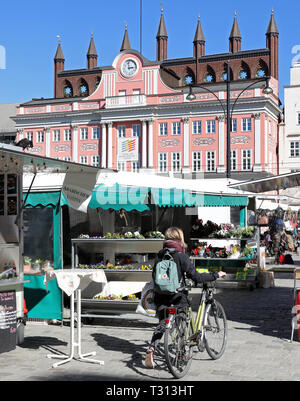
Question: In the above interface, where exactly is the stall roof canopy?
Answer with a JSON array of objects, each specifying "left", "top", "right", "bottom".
[
  {"left": 228, "top": 171, "right": 300, "bottom": 193},
  {"left": 0, "top": 143, "right": 112, "bottom": 174}
]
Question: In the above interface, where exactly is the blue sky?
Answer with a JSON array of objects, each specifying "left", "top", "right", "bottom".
[{"left": 0, "top": 0, "right": 299, "bottom": 105}]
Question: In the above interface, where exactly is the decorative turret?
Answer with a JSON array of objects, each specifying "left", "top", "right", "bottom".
[
  {"left": 156, "top": 7, "right": 168, "bottom": 61},
  {"left": 54, "top": 35, "right": 65, "bottom": 98},
  {"left": 229, "top": 12, "right": 242, "bottom": 53},
  {"left": 193, "top": 15, "right": 205, "bottom": 58},
  {"left": 87, "top": 33, "right": 98, "bottom": 69},
  {"left": 120, "top": 23, "right": 131, "bottom": 52},
  {"left": 266, "top": 9, "right": 279, "bottom": 79}
]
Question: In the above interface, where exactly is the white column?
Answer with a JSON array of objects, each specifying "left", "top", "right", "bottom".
[
  {"left": 183, "top": 117, "right": 190, "bottom": 172},
  {"left": 253, "top": 113, "right": 262, "bottom": 171},
  {"left": 72, "top": 124, "right": 78, "bottom": 163},
  {"left": 217, "top": 115, "right": 225, "bottom": 172},
  {"left": 142, "top": 120, "right": 147, "bottom": 168},
  {"left": 107, "top": 122, "right": 113, "bottom": 169},
  {"left": 45, "top": 128, "right": 50, "bottom": 157},
  {"left": 101, "top": 123, "right": 107, "bottom": 168},
  {"left": 148, "top": 118, "right": 154, "bottom": 169}
]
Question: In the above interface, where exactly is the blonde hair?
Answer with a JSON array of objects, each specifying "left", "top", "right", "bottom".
[{"left": 164, "top": 227, "right": 187, "bottom": 248}]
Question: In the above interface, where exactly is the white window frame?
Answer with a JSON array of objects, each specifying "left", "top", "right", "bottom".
[
  {"left": 79, "top": 155, "right": 88, "bottom": 165},
  {"left": 231, "top": 149, "right": 237, "bottom": 171},
  {"left": 172, "top": 122, "right": 181, "bottom": 135},
  {"left": 206, "top": 151, "right": 216, "bottom": 172},
  {"left": 192, "top": 151, "right": 202, "bottom": 172},
  {"left": 132, "top": 124, "right": 140, "bottom": 137},
  {"left": 241, "top": 149, "right": 252, "bottom": 171},
  {"left": 92, "top": 127, "right": 100, "bottom": 140},
  {"left": 290, "top": 141, "right": 300, "bottom": 157},
  {"left": 242, "top": 118, "right": 252, "bottom": 132},
  {"left": 159, "top": 123, "right": 168, "bottom": 136},
  {"left": 192, "top": 121, "right": 202, "bottom": 135},
  {"left": 80, "top": 127, "right": 88, "bottom": 140},
  {"left": 171, "top": 152, "right": 181, "bottom": 172},
  {"left": 26, "top": 131, "right": 33, "bottom": 141},
  {"left": 53, "top": 129, "right": 60, "bottom": 142},
  {"left": 158, "top": 152, "right": 168, "bottom": 173},
  {"left": 118, "top": 125, "right": 126, "bottom": 138},
  {"left": 91, "top": 155, "right": 100, "bottom": 166},
  {"left": 36, "top": 131, "right": 44, "bottom": 143},
  {"left": 231, "top": 118, "right": 237, "bottom": 133},
  {"left": 206, "top": 120, "right": 216, "bottom": 134},
  {"left": 64, "top": 129, "right": 72, "bottom": 141}
]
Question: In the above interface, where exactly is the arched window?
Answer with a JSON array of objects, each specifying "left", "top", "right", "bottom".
[
  {"left": 95, "top": 76, "right": 101, "bottom": 90},
  {"left": 204, "top": 65, "right": 216, "bottom": 83},
  {"left": 239, "top": 61, "right": 251, "bottom": 80},
  {"left": 221, "top": 64, "right": 233, "bottom": 81},
  {"left": 256, "top": 59, "right": 269, "bottom": 78},
  {"left": 78, "top": 79, "right": 89, "bottom": 96},
  {"left": 64, "top": 80, "right": 73, "bottom": 98},
  {"left": 184, "top": 68, "right": 195, "bottom": 85}
]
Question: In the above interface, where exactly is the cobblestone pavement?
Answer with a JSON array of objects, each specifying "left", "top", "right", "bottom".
[{"left": 1, "top": 273, "right": 300, "bottom": 381}]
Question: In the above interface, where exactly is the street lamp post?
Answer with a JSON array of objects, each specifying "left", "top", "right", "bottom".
[{"left": 186, "top": 62, "right": 273, "bottom": 179}]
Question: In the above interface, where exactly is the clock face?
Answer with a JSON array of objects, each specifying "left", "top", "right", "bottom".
[{"left": 121, "top": 59, "right": 138, "bottom": 78}]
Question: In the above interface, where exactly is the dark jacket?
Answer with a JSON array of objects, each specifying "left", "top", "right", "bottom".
[{"left": 153, "top": 246, "right": 219, "bottom": 309}]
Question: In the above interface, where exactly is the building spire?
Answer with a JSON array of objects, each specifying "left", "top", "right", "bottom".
[
  {"left": 266, "top": 8, "right": 279, "bottom": 35},
  {"left": 193, "top": 14, "right": 205, "bottom": 58},
  {"left": 87, "top": 32, "right": 98, "bottom": 68},
  {"left": 229, "top": 11, "right": 242, "bottom": 52},
  {"left": 54, "top": 35, "right": 65, "bottom": 61},
  {"left": 120, "top": 22, "right": 131, "bottom": 51},
  {"left": 156, "top": 6, "right": 168, "bottom": 61}
]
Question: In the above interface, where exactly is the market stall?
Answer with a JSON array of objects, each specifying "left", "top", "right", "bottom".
[{"left": 0, "top": 143, "right": 106, "bottom": 352}]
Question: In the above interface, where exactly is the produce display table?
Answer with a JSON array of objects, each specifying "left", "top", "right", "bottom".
[{"left": 44, "top": 269, "right": 107, "bottom": 368}]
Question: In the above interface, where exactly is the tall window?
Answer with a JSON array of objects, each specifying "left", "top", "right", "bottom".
[
  {"left": 36, "top": 131, "right": 44, "bottom": 143},
  {"left": 290, "top": 141, "right": 300, "bottom": 157},
  {"left": 231, "top": 149, "right": 237, "bottom": 171},
  {"left": 158, "top": 153, "right": 167, "bottom": 172},
  {"left": 206, "top": 120, "right": 216, "bottom": 134},
  {"left": 132, "top": 124, "right": 140, "bottom": 137},
  {"left": 79, "top": 155, "right": 88, "bottom": 165},
  {"left": 53, "top": 130, "right": 60, "bottom": 142},
  {"left": 192, "top": 151, "right": 202, "bottom": 172},
  {"left": 206, "top": 151, "right": 216, "bottom": 172},
  {"left": 80, "top": 128, "right": 88, "bottom": 140},
  {"left": 298, "top": 113, "right": 300, "bottom": 125},
  {"left": 63, "top": 156, "right": 71, "bottom": 162},
  {"left": 242, "top": 118, "right": 252, "bottom": 132},
  {"left": 118, "top": 125, "right": 126, "bottom": 138},
  {"left": 117, "top": 161, "right": 126, "bottom": 171},
  {"left": 172, "top": 122, "right": 181, "bottom": 135},
  {"left": 26, "top": 131, "right": 33, "bottom": 141},
  {"left": 159, "top": 123, "right": 168, "bottom": 136},
  {"left": 193, "top": 121, "right": 202, "bottom": 135},
  {"left": 242, "top": 149, "right": 252, "bottom": 171},
  {"left": 91, "top": 155, "right": 100, "bottom": 167},
  {"left": 231, "top": 119, "right": 237, "bottom": 132},
  {"left": 92, "top": 127, "right": 100, "bottom": 139},
  {"left": 131, "top": 161, "right": 140, "bottom": 172},
  {"left": 64, "top": 129, "right": 72, "bottom": 141},
  {"left": 171, "top": 152, "right": 181, "bottom": 172}
]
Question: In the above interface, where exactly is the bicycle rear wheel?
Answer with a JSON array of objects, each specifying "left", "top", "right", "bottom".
[
  {"left": 204, "top": 300, "right": 227, "bottom": 360},
  {"left": 164, "top": 313, "right": 193, "bottom": 379}
]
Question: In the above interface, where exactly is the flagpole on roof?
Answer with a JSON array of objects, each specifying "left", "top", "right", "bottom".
[{"left": 140, "top": 0, "right": 142, "bottom": 54}]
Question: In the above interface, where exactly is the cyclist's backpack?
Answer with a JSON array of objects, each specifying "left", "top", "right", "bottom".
[{"left": 154, "top": 251, "right": 180, "bottom": 295}]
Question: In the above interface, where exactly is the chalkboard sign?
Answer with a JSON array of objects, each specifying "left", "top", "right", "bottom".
[{"left": 0, "top": 290, "right": 17, "bottom": 353}]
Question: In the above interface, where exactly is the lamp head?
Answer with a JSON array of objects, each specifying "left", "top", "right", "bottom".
[
  {"left": 186, "top": 85, "right": 196, "bottom": 101},
  {"left": 263, "top": 78, "right": 273, "bottom": 95}
]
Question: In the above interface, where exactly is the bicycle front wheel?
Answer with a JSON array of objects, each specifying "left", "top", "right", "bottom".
[
  {"left": 204, "top": 301, "right": 227, "bottom": 360},
  {"left": 164, "top": 313, "right": 193, "bottom": 379}
]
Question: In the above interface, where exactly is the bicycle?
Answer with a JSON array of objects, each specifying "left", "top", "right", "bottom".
[{"left": 163, "top": 281, "right": 227, "bottom": 379}]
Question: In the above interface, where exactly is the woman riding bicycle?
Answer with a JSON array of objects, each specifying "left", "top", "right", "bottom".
[{"left": 145, "top": 227, "right": 226, "bottom": 369}]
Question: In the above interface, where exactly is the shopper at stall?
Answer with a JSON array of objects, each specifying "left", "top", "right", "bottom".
[{"left": 145, "top": 226, "right": 226, "bottom": 369}]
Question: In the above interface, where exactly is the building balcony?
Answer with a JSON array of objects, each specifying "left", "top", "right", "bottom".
[{"left": 105, "top": 94, "right": 146, "bottom": 109}]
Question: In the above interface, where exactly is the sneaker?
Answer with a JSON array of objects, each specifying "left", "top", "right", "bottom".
[{"left": 145, "top": 347, "right": 155, "bottom": 369}]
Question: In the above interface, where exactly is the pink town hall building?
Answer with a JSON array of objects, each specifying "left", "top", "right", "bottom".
[{"left": 13, "top": 10, "right": 281, "bottom": 179}]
